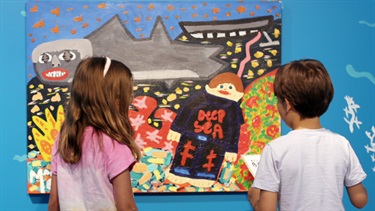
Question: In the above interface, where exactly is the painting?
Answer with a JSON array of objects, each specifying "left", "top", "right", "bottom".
[{"left": 26, "top": 1, "right": 282, "bottom": 194}]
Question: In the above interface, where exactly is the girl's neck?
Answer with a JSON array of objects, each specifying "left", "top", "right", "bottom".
[{"left": 292, "top": 116, "right": 322, "bottom": 130}]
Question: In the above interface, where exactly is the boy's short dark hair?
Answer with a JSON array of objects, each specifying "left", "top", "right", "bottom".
[{"left": 274, "top": 59, "right": 334, "bottom": 118}]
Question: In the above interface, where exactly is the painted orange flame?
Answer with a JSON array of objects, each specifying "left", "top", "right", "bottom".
[
  {"left": 134, "top": 15, "right": 141, "bottom": 23},
  {"left": 51, "top": 25, "right": 59, "bottom": 33},
  {"left": 33, "top": 19, "right": 44, "bottom": 28},
  {"left": 74, "top": 15, "right": 83, "bottom": 22},
  {"left": 50, "top": 7, "right": 60, "bottom": 16},
  {"left": 148, "top": 3, "right": 155, "bottom": 10},
  {"left": 30, "top": 5, "right": 38, "bottom": 13}
]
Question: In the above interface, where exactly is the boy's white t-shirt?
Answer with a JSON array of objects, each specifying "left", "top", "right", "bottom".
[
  {"left": 52, "top": 126, "right": 136, "bottom": 211},
  {"left": 252, "top": 128, "right": 366, "bottom": 211}
]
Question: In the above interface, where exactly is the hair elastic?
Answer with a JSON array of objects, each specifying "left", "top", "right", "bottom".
[{"left": 103, "top": 57, "right": 111, "bottom": 77}]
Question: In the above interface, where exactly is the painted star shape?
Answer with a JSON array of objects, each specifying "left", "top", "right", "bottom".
[
  {"left": 133, "top": 96, "right": 148, "bottom": 109},
  {"left": 161, "top": 110, "right": 174, "bottom": 122},
  {"left": 162, "top": 141, "right": 174, "bottom": 152},
  {"left": 130, "top": 114, "right": 146, "bottom": 131},
  {"left": 146, "top": 129, "right": 162, "bottom": 144}
]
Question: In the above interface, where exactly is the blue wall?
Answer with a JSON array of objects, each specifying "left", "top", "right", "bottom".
[{"left": 0, "top": 0, "right": 374, "bottom": 210}]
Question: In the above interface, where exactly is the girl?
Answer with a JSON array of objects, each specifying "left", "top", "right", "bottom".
[{"left": 48, "top": 57, "right": 141, "bottom": 211}]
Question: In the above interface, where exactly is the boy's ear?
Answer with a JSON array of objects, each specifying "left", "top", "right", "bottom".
[{"left": 284, "top": 98, "right": 293, "bottom": 112}]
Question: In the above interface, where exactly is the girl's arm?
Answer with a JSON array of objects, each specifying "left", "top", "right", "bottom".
[
  {"left": 346, "top": 182, "right": 368, "bottom": 209},
  {"left": 48, "top": 175, "right": 60, "bottom": 211},
  {"left": 112, "top": 169, "right": 138, "bottom": 211}
]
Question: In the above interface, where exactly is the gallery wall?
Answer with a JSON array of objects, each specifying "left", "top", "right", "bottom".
[{"left": 0, "top": 0, "right": 374, "bottom": 210}]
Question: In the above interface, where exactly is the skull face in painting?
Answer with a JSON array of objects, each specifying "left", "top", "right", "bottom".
[{"left": 32, "top": 39, "right": 92, "bottom": 85}]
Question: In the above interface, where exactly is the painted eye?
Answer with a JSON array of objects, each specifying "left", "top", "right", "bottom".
[
  {"left": 229, "top": 85, "right": 233, "bottom": 89},
  {"left": 219, "top": 85, "right": 224, "bottom": 89},
  {"left": 38, "top": 53, "right": 52, "bottom": 63},
  {"left": 58, "top": 50, "right": 76, "bottom": 62}
]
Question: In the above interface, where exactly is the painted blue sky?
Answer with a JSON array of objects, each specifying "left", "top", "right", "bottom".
[{"left": 26, "top": 1, "right": 281, "bottom": 77}]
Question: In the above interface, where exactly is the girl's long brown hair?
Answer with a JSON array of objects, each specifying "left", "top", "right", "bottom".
[{"left": 58, "top": 57, "right": 141, "bottom": 164}]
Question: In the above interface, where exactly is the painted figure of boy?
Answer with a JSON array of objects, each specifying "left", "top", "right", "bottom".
[{"left": 167, "top": 72, "right": 244, "bottom": 188}]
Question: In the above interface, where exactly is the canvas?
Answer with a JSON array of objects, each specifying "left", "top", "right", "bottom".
[{"left": 26, "top": 1, "right": 282, "bottom": 194}]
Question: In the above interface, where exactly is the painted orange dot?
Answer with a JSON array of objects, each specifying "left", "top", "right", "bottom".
[
  {"left": 212, "top": 7, "right": 220, "bottom": 14},
  {"left": 137, "top": 4, "right": 142, "bottom": 9},
  {"left": 250, "top": 11, "right": 255, "bottom": 16},
  {"left": 82, "top": 22, "right": 88, "bottom": 28},
  {"left": 175, "top": 15, "right": 180, "bottom": 19},
  {"left": 97, "top": 3, "right": 107, "bottom": 9},
  {"left": 28, "top": 33, "right": 32, "bottom": 37},
  {"left": 170, "top": 26, "right": 174, "bottom": 30},
  {"left": 226, "top": 12, "right": 231, "bottom": 17},
  {"left": 255, "top": 5, "right": 260, "bottom": 10},
  {"left": 148, "top": 3, "right": 155, "bottom": 10},
  {"left": 203, "top": 2, "right": 208, "bottom": 6},
  {"left": 168, "top": 5, "right": 174, "bottom": 11},
  {"left": 83, "top": 5, "right": 88, "bottom": 9},
  {"left": 203, "top": 14, "right": 208, "bottom": 18},
  {"left": 71, "top": 29, "right": 76, "bottom": 34},
  {"left": 123, "top": 10, "right": 128, "bottom": 15},
  {"left": 31, "top": 38, "right": 36, "bottom": 42},
  {"left": 226, "top": 4, "right": 230, "bottom": 8},
  {"left": 164, "top": 16, "right": 169, "bottom": 19},
  {"left": 180, "top": 8, "right": 186, "bottom": 11},
  {"left": 267, "top": 9, "right": 272, "bottom": 13},
  {"left": 192, "top": 13, "right": 198, "bottom": 18},
  {"left": 192, "top": 5, "right": 197, "bottom": 9},
  {"left": 236, "top": 6, "right": 246, "bottom": 14},
  {"left": 136, "top": 28, "right": 142, "bottom": 32},
  {"left": 40, "top": 140, "right": 52, "bottom": 154},
  {"left": 50, "top": 129, "right": 59, "bottom": 141},
  {"left": 96, "top": 18, "right": 101, "bottom": 22}
]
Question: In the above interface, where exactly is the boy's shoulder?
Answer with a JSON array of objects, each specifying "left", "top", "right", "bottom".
[{"left": 269, "top": 128, "right": 349, "bottom": 146}]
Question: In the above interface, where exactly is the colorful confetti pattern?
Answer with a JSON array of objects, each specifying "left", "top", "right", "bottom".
[{"left": 27, "top": 1, "right": 281, "bottom": 194}]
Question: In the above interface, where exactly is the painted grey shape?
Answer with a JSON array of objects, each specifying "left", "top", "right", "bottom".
[{"left": 86, "top": 15, "right": 226, "bottom": 84}]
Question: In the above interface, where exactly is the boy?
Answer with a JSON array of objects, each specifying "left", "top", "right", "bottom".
[{"left": 248, "top": 59, "right": 368, "bottom": 210}]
